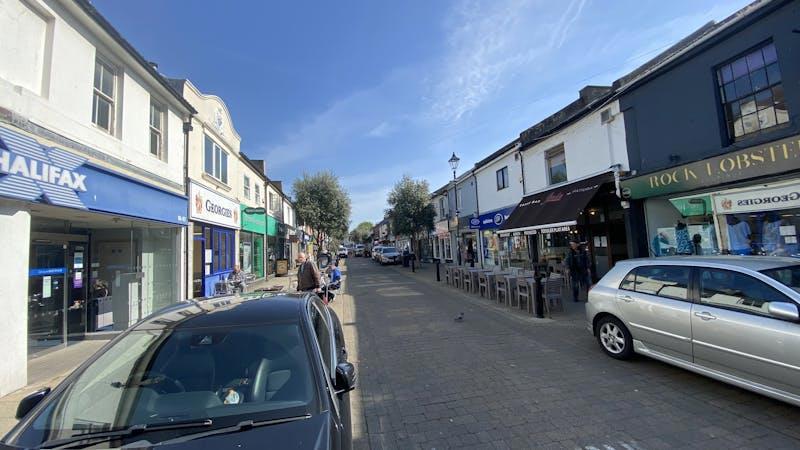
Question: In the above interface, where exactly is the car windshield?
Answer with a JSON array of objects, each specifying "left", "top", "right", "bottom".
[
  {"left": 760, "top": 265, "right": 800, "bottom": 292},
  {"left": 14, "top": 323, "right": 317, "bottom": 447},
  {"left": 383, "top": 247, "right": 397, "bottom": 253}
]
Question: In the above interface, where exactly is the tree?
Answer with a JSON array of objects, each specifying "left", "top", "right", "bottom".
[
  {"left": 386, "top": 175, "right": 435, "bottom": 258},
  {"left": 292, "top": 171, "right": 351, "bottom": 253},
  {"left": 349, "top": 221, "right": 374, "bottom": 244}
]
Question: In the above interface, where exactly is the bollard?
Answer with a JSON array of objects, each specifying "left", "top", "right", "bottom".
[
  {"left": 411, "top": 257, "right": 415, "bottom": 272},
  {"left": 533, "top": 275, "right": 544, "bottom": 318},
  {"left": 435, "top": 260, "right": 441, "bottom": 282}
]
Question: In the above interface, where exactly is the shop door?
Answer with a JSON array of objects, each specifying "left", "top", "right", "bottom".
[
  {"left": 66, "top": 243, "right": 88, "bottom": 342},
  {"left": 28, "top": 244, "right": 67, "bottom": 355}
]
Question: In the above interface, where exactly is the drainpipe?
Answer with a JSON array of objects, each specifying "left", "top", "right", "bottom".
[
  {"left": 183, "top": 116, "right": 194, "bottom": 299},
  {"left": 472, "top": 169, "right": 483, "bottom": 268}
]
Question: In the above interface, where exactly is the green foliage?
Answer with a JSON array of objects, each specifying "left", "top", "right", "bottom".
[
  {"left": 349, "top": 221, "right": 374, "bottom": 244},
  {"left": 386, "top": 176, "right": 435, "bottom": 250},
  {"left": 292, "top": 171, "right": 351, "bottom": 243}
]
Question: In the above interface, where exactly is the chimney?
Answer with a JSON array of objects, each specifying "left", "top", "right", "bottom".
[{"left": 578, "top": 85, "right": 612, "bottom": 104}]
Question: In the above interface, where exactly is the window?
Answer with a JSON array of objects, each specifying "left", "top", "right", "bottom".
[
  {"left": 546, "top": 147, "right": 567, "bottom": 185},
  {"left": 149, "top": 101, "right": 164, "bottom": 160},
  {"left": 210, "top": 227, "right": 234, "bottom": 274},
  {"left": 439, "top": 197, "right": 447, "bottom": 217},
  {"left": 717, "top": 42, "right": 787, "bottom": 141},
  {"left": 92, "top": 58, "right": 115, "bottom": 133},
  {"left": 457, "top": 188, "right": 463, "bottom": 208},
  {"left": 243, "top": 175, "right": 251, "bottom": 199},
  {"left": 619, "top": 265, "right": 690, "bottom": 300},
  {"left": 496, "top": 166, "right": 509, "bottom": 190},
  {"left": 699, "top": 268, "right": 791, "bottom": 316},
  {"left": 443, "top": 237, "right": 452, "bottom": 260},
  {"left": 204, "top": 134, "right": 228, "bottom": 183},
  {"left": 255, "top": 184, "right": 261, "bottom": 205},
  {"left": 309, "top": 303, "right": 333, "bottom": 373}
]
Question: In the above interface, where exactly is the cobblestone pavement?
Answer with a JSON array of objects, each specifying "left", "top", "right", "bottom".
[{"left": 334, "top": 257, "right": 800, "bottom": 450}]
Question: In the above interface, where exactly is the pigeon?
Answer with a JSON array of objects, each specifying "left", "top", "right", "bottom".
[{"left": 454, "top": 312, "right": 464, "bottom": 322}]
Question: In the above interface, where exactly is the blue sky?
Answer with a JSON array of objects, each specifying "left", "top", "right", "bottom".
[{"left": 94, "top": 0, "right": 751, "bottom": 228}]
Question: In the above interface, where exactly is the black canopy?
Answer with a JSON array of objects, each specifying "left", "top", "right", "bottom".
[{"left": 499, "top": 172, "right": 614, "bottom": 233}]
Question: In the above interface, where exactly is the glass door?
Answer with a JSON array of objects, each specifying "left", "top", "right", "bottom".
[
  {"left": 28, "top": 243, "right": 67, "bottom": 355},
  {"left": 67, "top": 243, "right": 88, "bottom": 343}
]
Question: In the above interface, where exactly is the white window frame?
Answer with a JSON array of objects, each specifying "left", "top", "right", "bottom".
[
  {"left": 204, "top": 134, "right": 228, "bottom": 184},
  {"left": 255, "top": 184, "right": 261, "bottom": 205},
  {"left": 444, "top": 237, "right": 452, "bottom": 260},
  {"left": 546, "top": 147, "right": 567, "bottom": 185},
  {"left": 243, "top": 175, "right": 251, "bottom": 199},
  {"left": 92, "top": 57, "right": 116, "bottom": 134},
  {"left": 149, "top": 100, "right": 165, "bottom": 160}
]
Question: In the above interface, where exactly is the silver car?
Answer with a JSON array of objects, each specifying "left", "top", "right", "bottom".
[{"left": 586, "top": 256, "right": 800, "bottom": 407}]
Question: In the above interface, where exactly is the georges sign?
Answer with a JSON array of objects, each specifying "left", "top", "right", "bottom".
[
  {"left": 189, "top": 181, "right": 240, "bottom": 229},
  {"left": 0, "top": 126, "right": 88, "bottom": 209},
  {"left": 714, "top": 183, "right": 800, "bottom": 214},
  {"left": 621, "top": 134, "right": 800, "bottom": 199}
]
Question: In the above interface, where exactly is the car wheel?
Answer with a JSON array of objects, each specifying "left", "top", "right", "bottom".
[{"left": 596, "top": 316, "right": 634, "bottom": 360}]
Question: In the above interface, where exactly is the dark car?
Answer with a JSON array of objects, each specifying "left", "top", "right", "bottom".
[{"left": 2, "top": 292, "right": 356, "bottom": 449}]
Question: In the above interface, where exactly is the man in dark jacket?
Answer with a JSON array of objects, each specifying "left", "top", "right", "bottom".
[
  {"left": 565, "top": 239, "right": 591, "bottom": 302},
  {"left": 296, "top": 252, "right": 321, "bottom": 292}
]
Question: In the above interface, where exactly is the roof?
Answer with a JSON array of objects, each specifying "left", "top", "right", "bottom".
[
  {"left": 133, "top": 292, "right": 312, "bottom": 331},
  {"left": 72, "top": 0, "right": 196, "bottom": 115},
  {"left": 619, "top": 255, "right": 800, "bottom": 272}
]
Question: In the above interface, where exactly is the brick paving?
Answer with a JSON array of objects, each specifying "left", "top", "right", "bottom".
[{"left": 336, "top": 257, "right": 800, "bottom": 450}]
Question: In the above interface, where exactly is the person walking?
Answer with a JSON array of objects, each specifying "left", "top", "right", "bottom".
[
  {"left": 565, "top": 239, "right": 591, "bottom": 302},
  {"left": 296, "top": 252, "right": 321, "bottom": 293}
]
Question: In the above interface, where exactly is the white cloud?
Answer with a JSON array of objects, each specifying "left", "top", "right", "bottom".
[
  {"left": 548, "top": 0, "right": 588, "bottom": 50},
  {"left": 366, "top": 121, "right": 395, "bottom": 138}
]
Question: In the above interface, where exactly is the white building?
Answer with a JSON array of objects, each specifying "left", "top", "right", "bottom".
[
  {"left": 168, "top": 79, "right": 242, "bottom": 299},
  {"left": 0, "top": 0, "right": 194, "bottom": 395}
]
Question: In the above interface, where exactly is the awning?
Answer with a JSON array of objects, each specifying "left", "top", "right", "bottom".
[{"left": 499, "top": 172, "right": 614, "bottom": 234}]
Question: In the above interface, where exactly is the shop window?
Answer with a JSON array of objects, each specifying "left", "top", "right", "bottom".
[
  {"left": 149, "top": 100, "right": 165, "bottom": 160},
  {"left": 620, "top": 265, "right": 690, "bottom": 301},
  {"left": 243, "top": 175, "right": 251, "bottom": 199},
  {"left": 204, "top": 134, "right": 228, "bottom": 184},
  {"left": 504, "top": 235, "right": 532, "bottom": 270},
  {"left": 645, "top": 198, "right": 719, "bottom": 257},
  {"left": 720, "top": 211, "right": 799, "bottom": 256},
  {"left": 699, "top": 268, "right": 791, "bottom": 316},
  {"left": 717, "top": 42, "right": 787, "bottom": 141},
  {"left": 92, "top": 58, "right": 116, "bottom": 134},
  {"left": 546, "top": 147, "right": 567, "bottom": 185},
  {"left": 496, "top": 166, "right": 509, "bottom": 190}
]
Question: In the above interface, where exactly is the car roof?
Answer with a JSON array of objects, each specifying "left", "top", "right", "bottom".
[
  {"left": 619, "top": 255, "right": 800, "bottom": 272},
  {"left": 132, "top": 292, "right": 313, "bottom": 331}
]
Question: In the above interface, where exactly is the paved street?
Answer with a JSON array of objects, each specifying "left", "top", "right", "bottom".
[{"left": 334, "top": 258, "right": 800, "bottom": 450}]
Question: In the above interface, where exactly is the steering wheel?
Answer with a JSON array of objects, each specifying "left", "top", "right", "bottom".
[{"left": 131, "top": 371, "right": 186, "bottom": 394}]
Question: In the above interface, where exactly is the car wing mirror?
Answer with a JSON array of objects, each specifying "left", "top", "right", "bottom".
[
  {"left": 334, "top": 362, "right": 356, "bottom": 394},
  {"left": 768, "top": 302, "right": 799, "bottom": 321},
  {"left": 16, "top": 387, "right": 50, "bottom": 419}
]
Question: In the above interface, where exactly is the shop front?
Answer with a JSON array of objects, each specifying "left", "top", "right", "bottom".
[
  {"left": 470, "top": 206, "right": 514, "bottom": 268},
  {"left": 458, "top": 217, "right": 479, "bottom": 266},
  {"left": 240, "top": 204, "right": 265, "bottom": 280},
  {"left": 0, "top": 125, "right": 187, "bottom": 359},
  {"left": 266, "top": 215, "right": 278, "bottom": 275},
  {"left": 622, "top": 134, "right": 800, "bottom": 258},
  {"left": 189, "top": 182, "right": 239, "bottom": 297},
  {"left": 499, "top": 172, "right": 628, "bottom": 278},
  {"left": 433, "top": 220, "right": 451, "bottom": 262}
]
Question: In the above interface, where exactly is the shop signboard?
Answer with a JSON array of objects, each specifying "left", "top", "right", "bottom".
[
  {"left": 434, "top": 220, "right": 449, "bottom": 238},
  {"left": 190, "top": 182, "right": 240, "bottom": 229},
  {"left": 669, "top": 195, "right": 712, "bottom": 217},
  {"left": 240, "top": 204, "right": 266, "bottom": 234},
  {"left": 0, "top": 125, "right": 187, "bottom": 225},
  {"left": 469, "top": 206, "right": 515, "bottom": 230},
  {"left": 267, "top": 215, "right": 278, "bottom": 236},
  {"left": 621, "top": 134, "right": 800, "bottom": 199},
  {"left": 713, "top": 183, "right": 800, "bottom": 214}
]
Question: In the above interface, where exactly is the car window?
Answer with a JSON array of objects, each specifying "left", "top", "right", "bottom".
[
  {"left": 760, "top": 265, "right": 800, "bottom": 294},
  {"left": 14, "top": 324, "right": 316, "bottom": 448},
  {"left": 619, "top": 265, "right": 690, "bottom": 301},
  {"left": 309, "top": 303, "right": 333, "bottom": 375},
  {"left": 699, "top": 268, "right": 792, "bottom": 316}
]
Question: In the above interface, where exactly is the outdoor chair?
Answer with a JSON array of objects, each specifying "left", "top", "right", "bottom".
[
  {"left": 496, "top": 277, "right": 510, "bottom": 306},
  {"left": 452, "top": 267, "right": 462, "bottom": 289},
  {"left": 517, "top": 277, "right": 534, "bottom": 313},
  {"left": 445, "top": 266, "right": 452, "bottom": 285},
  {"left": 463, "top": 271, "right": 473, "bottom": 293},
  {"left": 543, "top": 276, "right": 564, "bottom": 317},
  {"left": 477, "top": 272, "right": 489, "bottom": 298}
]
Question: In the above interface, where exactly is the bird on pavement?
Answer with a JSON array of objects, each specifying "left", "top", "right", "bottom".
[{"left": 454, "top": 312, "right": 464, "bottom": 322}]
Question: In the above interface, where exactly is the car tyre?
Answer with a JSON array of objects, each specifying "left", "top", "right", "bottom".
[{"left": 596, "top": 316, "right": 634, "bottom": 360}]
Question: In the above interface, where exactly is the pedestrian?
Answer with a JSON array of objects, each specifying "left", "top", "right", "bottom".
[
  {"left": 328, "top": 261, "right": 342, "bottom": 288},
  {"left": 565, "top": 239, "right": 591, "bottom": 302},
  {"left": 296, "top": 252, "right": 321, "bottom": 293},
  {"left": 228, "top": 264, "right": 246, "bottom": 293}
]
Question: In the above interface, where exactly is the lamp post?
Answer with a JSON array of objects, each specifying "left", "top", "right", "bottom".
[{"left": 448, "top": 152, "right": 460, "bottom": 265}]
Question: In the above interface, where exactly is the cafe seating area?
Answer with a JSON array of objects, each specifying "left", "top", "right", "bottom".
[{"left": 440, "top": 263, "right": 571, "bottom": 318}]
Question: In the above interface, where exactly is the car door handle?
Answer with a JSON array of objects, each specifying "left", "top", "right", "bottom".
[
  {"left": 694, "top": 311, "right": 717, "bottom": 321},
  {"left": 618, "top": 294, "right": 635, "bottom": 303}
]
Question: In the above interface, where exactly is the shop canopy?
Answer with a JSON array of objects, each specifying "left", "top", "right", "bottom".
[{"left": 499, "top": 172, "right": 614, "bottom": 234}]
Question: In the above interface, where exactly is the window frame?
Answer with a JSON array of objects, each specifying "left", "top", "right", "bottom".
[
  {"left": 254, "top": 184, "right": 261, "bottom": 205},
  {"left": 203, "top": 133, "right": 229, "bottom": 184},
  {"left": 243, "top": 175, "right": 251, "bottom": 199},
  {"left": 92, "top": 57, "right": 116, "bottom": 135},
  {"left": 715, "top": 40, "right": 788, "bottom": 142},
  {"left": 545, "top": 146, "right": 567, "bottom": 185},
  {"left": 148, "top": 100, "right": 165, "bottom": 160},
  {"left": 496, "top": 166, "right": 509, "bottom": 191},
  {"left": 618, "top": 264, "right": 691, "bottom": 302},
  {"left": 695, "top": 266, "right": 797, "bottom": 320}
]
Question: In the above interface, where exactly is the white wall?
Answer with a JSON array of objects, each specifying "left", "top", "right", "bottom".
[
  {"left": 475, "top": 149, "right": 523, "bottom": 212},
  {"left": 522, "top": 100, "right": 628, "bottom": 194},
  {"left": 0, "top": 203, "right": 30, "bottom": 396},
  {"left": 0, "top": 0, "right": 188, "bottom": 193}
]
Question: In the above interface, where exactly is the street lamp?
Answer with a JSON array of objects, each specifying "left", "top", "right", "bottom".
[{"left": 448, "top": 152, "right": 461, "bottom": 265}]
